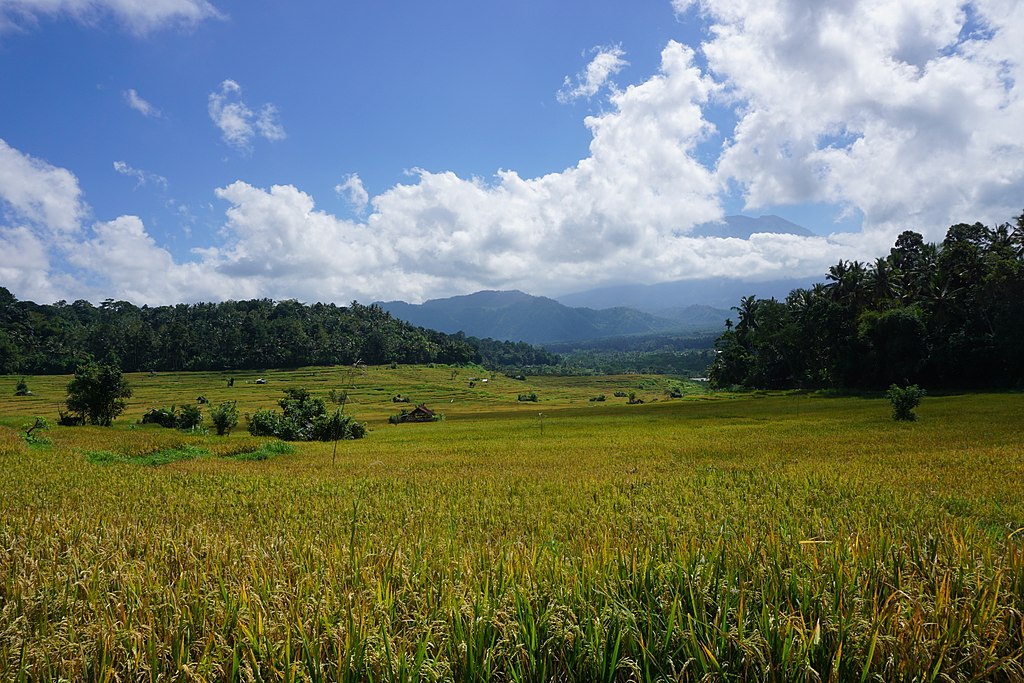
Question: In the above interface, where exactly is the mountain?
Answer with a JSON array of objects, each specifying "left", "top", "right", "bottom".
[
  {"left": 377, "top": 290, "right": 721, "bottom": 345},
  {"left": 556, "top": 277, "right": 820, "bottom": 312},
  {"left": 556, "top": 216, "right": 820, "bottom": 312},
  {"left": 691, "top": 214, "right": 816, "bottom": 239}
]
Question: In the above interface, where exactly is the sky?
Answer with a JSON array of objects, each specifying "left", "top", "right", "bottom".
[{"left": 0, "top": 0, "right": 1022, "bottom": 306}]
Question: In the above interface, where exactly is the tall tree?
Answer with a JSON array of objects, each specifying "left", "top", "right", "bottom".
[{"left": 65, "top": 362, "right": 132, "bottom": 426}]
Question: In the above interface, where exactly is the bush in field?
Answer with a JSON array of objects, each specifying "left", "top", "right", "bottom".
[
  {"left": 246, "top": 409, "right": 287, "bottom": 438},
  {"left": 14, "top": 378, "right": 31, "bottom": 396},
  {"left": 517, "top": 392, "right": 538, "bottom": 402},
  {"left": 313, "top": 408, "right": 367, "bottom": 440},
  {"left": 21, "top": 417, "right": 49, "bottom": 445},
  {"left": 141, "top": 404, "right": 203, "bottom": 431},
  {"left": 248, "top": 388, "right": 365, "bottom": 441},
  {"left": 141, "top": 406, "right": 178, "bottom": 428},
  {"left": 176, "top": 404, "right": 203, "bottom": 431},
  {"left": 65, "top": 362, "right": 132, "bottom": 426},
  {"left": 886, "top": 384, "right": 926, "bottom": 421},
  {"left": 210, "top": 401, "right": 239, "bottom": 436}
]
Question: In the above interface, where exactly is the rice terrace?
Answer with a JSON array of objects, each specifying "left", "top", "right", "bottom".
[{"left": 1, "top": 366, "right": 1023, "bottom": 681}]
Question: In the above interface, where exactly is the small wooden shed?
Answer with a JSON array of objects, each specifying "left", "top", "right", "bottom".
[{"left": 396, "top": 404, "right": 436, "bottom": 423}]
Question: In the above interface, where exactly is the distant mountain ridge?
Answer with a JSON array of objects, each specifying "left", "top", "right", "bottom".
[
  {"left": 691, "top": 214, "right": 816, "bottom": 239},
  {"left": 377, "top": 290, "right": 729, "bottom": 345},
  {"left": 377, "top": 214, "right": 821, "bottom": 344},
  {"left": 557, "top": 277, "right": 821, "bottom": 312}
]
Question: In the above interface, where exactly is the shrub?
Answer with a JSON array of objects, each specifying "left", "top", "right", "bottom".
[
  {"left": 14, "top": 378, "right": 31, "bottom": 396},
  {"left": 517, "top": 392, "right": 538, "bottom": 402},
  {"left": 613, "top": 391, "right": 627, "bottom": 398},
  {"left": 247, "top": 409, "right": 290, "bottom": 439},
  {"left": 22, "top": 417, "right": 49, "bottom": 445},
  {"left": 886, "top": 384, "right": 926, "bottom": 421},
  {"left": 249, "top": 388, "right": 365, "bottom": 441},
  {"left": 176, "top": 404, "right": 203, "bottom": 431},
  {"left": 392, "top": 394, "right": 410, "bottom": 403},
  {"left": 667, "top": 386, "right": 683, "bottom": 399},
  {"left": 313, "top": 409, "right": 367, "bottom": 440},
  {"left": 589, "top": 395, "right": 606, "bottom": 402},
  {"left": 227, "top": 440, "right": 294, "bottom": 461},
  {"left": 141, "top": 406, "right": 178, "bottom": 428},
  {"left": 210, "top": 401, "right": 239, "bottom": 436}
]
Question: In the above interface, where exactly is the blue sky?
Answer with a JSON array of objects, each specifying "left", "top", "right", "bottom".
[{"left": 1, "top": 0, "right": 1021, "bottom": 305}]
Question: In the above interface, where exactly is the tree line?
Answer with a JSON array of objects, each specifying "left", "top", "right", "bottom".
[
  {"left": 0, "top": 293, "right": 559, "bottom": 374},
  {"left": 709, "top": 214, "right": 1024, "bottom": 390}
]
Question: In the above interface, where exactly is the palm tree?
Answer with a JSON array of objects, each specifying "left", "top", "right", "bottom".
[
  {"left": 732, "top": 295, "right": 759, "bottom": 337},
  {"left": 866, "top": 257, "right": 900, "bottom": 307}
]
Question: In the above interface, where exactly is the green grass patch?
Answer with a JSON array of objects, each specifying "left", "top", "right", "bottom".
[
  {"left": 84, "top": 443, "right": 208, "bottom": 466},
  {"left": 224, "top": 440, "right": 295, "bottom": 461}
]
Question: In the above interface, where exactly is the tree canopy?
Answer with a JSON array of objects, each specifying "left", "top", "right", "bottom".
[
  {"left": 65, "top": 362, "right": 132, "bottom": 426},
  {"left": 0, "top": 296, "right": 559, "bottom": 374},
  {"left": 709, "top": 214, "right": 1024, "bottom": 390}
]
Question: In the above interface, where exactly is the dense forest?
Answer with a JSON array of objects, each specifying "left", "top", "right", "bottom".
[
  {"left": 709, "top": 215, "right": 1024, "bottom": 390},
  {"left": 544, "top": 332, "right": 718, "bottom": 376},
  {"left": 0, "top": 292, "right": 559, "bottom": 374}
]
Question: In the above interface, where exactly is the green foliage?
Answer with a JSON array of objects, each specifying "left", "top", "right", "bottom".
[
  {"left": 140, "top": 404, "right": 203, "bottom": 431},
  {"left": 209, "top": 401, "right": 239, "bottom": 436},
  {"left": 517, "top": 392, "right": 538, "bottom": 402},
  {"left": 141, "top": 406, "right": 178, "bottom": 428},
  {"left": 65, "top": 362, "right": 132, "bottom": 426},
  {"left": 85, "top": 444, "right": 208, "bottom": 466},
  {"left": 589, "top": 394, "right": 606, "bottom": 402},
  {"left": 886, "top": 384, "right": 926, "bottom": 421},
  {"left": 225, "top": 440, "right": 294, "bottom": 461},
  {"left": 0, "top": 294, "right": 565, "bottom": 375},
  {"left": 14, "top": 377, "right": 31, "bottom": 396},
  {"left": 246, "top": 409, "right": 286, "bottom": 438},
  {"left": 21, "top": 416, "right": 49, "bottom": 445},
  {"left": 545, "top": 333, "right": 717, "bottom": 376},
  {"left": 312, "top": 407, "right": 367, "bottom": 441},
  {"left": 710, "top": 215, "right": 1024, "bottom": 390},
  {"left": 248, "top": 388, "right": 365, "bottom": 441},
  {"left": 176, "top": 404, "right": 203, "bottom": 431}
]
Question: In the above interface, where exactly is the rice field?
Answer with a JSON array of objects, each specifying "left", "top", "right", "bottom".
[{"left": 1, "top": 367, "right": 1023, "bottom": 681}]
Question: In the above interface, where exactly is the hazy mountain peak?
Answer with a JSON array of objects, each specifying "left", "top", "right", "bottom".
[
  {"left": 691, "top": 214, "right": 815, "bottom": 239},
  {"left": 377, "top": 289, "right": 727, "bottom": 344}
]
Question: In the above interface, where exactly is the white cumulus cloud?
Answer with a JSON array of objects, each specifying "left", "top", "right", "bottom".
[
  {"left": 698, "top": 0, "right": 1024, "bottom": 241},
  {"left": 3, "top": 0, "right": 1023, "bottom": 307},
  {"left": 0, "top": 138, "right": 85, "bottom": 233},
  {"left": 557, "top": 44, "right": 629, "bottom": 103},
  {"left": 335, "top": 174, "right": 369, "bottom": 214},
  {"left": 208, "top": 79, "right": 286, "bottom": 153}
]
